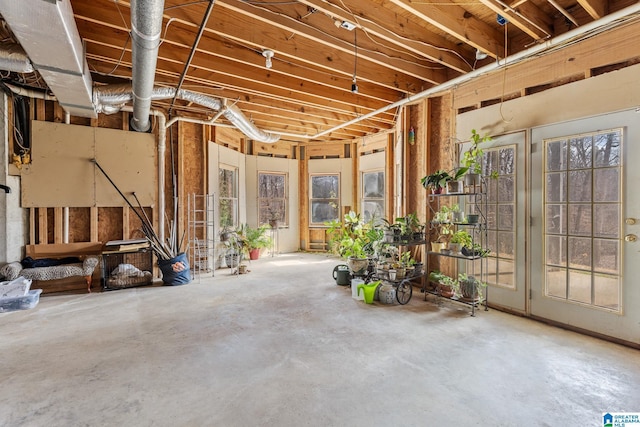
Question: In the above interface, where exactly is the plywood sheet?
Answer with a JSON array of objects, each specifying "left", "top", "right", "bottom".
[
  {"left": 95, "top": 127, "right": 155, "bottom": 207},
  {"left": 24, "top": 121, "right": 95, "bottom": 207},
  {"left": 23, "top": 121, "right": 156, "bottom": 208}
]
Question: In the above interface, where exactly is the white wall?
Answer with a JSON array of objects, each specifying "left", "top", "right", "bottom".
[
  {"left": 308, "top": 158, "right": 353, "bottom": 212},
  {"left": 245, "top": 155, "right": 299, "bottom": 253}
]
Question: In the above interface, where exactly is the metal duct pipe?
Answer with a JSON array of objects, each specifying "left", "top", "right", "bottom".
[
  {"left": 94, "top": 85, "right": 280, "bottom": 143},
  {"left": 130, "top": 0, "right": 165, "bottom": 132},
  {"left": 0, "top": 43, "right": 33, "bottom": 73}
]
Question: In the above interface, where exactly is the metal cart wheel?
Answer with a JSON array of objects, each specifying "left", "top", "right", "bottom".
[{"left": 396, "top": 279, "right": 413, "bottom": 305}]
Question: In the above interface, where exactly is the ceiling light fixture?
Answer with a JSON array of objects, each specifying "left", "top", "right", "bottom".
[
  {"left": 475, "top": 49, "right": 488, "bottom": 60},
  {"left": 262, "top": 49, "right": 274, "bottom": 69},
  {"left": 340, "top": 20, "right": 356, "bottom": 31}
]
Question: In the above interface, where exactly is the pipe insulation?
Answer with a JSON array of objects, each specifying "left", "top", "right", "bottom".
[
  {"left": 94, "top": 85, "right": 280, "bottom": 143},
  {"left": 0, "top": 43, "right": 33, "bottom": 73},
  {"left": 130, "top": 0, "right": 165, "bottom": 132}
]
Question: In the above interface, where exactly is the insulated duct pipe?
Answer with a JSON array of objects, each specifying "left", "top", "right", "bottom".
[
  {"left": 0, "top": 43, "right": 33, "bottom": 73},
  {"left": 94, "top": 85, "right": 280, "bottom": 143},
  {"left": 130, "top": 0, "right": 165, "bottom": 132}
]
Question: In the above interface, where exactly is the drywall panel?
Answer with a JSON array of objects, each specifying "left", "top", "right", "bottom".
[
  {"left": 95, "top": 127, "right": 155, "bottom": 207},
  {"left": 308, "top": 158, "right": 353, "bottom": 208},
  {"left": 457, "top": 63, "right": 640, "bottom": 138},
  {"left": 24, "top": 121, "right": 95, "bottom": 207},
  {"left": 24, "top": 121, "right": 155, "bottom": 208}
]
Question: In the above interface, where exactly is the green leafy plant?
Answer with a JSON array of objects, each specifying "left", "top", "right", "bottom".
[
  {"left": 325, "top": 211, "right": 382, "bottom": 260},
  {"left": 462, "top": 129, "right": 492, "bottom": 174},
  {"left": 450, "top": 229, "right": 473, "bottom": 248},
  {"left": 457, "top": 273, "right": 487, "bottom": 300},
  {"left": 241, "top": 224, "right": 272, "bottom": 253},
  {"left": 421, "top": 169, "right": 452, "bottom": 193}
]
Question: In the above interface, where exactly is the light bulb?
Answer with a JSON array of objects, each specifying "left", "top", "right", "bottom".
[{"left": 262, "top": 50, "right": 274, "bottom": 69}]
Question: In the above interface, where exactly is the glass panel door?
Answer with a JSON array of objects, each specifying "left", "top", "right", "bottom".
[{"left": 530, "top": 109, "right": 640, "bottom": 345}]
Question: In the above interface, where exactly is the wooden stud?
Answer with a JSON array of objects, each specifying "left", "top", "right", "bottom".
[
  {"left": 38, "top": 208, "right": 48, "bottom": 244},
  {"left": 54, "top": 208, "right": 63, "bottom": 244},
  {"left": 90, "top": 207, "right": 99, "bottom": 242}
]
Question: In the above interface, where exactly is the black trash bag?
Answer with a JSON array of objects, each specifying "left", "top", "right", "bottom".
[{"left": 158, "top": 252, "right": 191, "bottom": 286}]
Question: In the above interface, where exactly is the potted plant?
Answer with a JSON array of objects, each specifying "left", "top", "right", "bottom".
[
  {"left": 457, "top": 273, "right": 487, "bottom": 302},
  {"left": 446, "top": 168, "right": 468, "bottom": 194},
  {"left": 461, "top": 242, "right": 490, "bottom": 258},
  {"left": 428, "top": 270, "right": 457, "bottom": 298},
  {"left": 241, "top": 224, "right": 272, "bottom": 260},
  {"left": 421, "top": 169, "right": 452, "bottom": 194},
  {"left": 449, "top": 229, "right": 473, "bottom": 253},
  {"left": 462, "top": 129, "right": 492, "bottom": 187},
  {"left": 326, "top": 211, "right": 382, "bottom": 276}
]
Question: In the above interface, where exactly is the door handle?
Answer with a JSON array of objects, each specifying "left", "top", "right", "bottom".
[
  {"left": 625, "top": 234, "right": 637, "bottom": 242},
  {"left": 625, "top": 218, "right": 637, "bottom": 225}
]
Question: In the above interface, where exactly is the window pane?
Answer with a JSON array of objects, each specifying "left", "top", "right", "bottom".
[
  {"left": 259, "top": 174, "right": 285, "bottom": 198},
  {"left": 546, "top": 266, "right": 566, "bottom": 298},
  {"left": 569, "top": 136, "right": 592, "bottom": 169},
  {"left": 546, "top": 235, "right": 566, "bottom": 266},
  {"left": 499, "top": 147, "right": 515, "bottom": 174},
  {"left": 568, "top": 269, "right": 591, "bottom": 304},
  {"left": 594, "top": 168, "right": 619, "bottom": 202},
  {"left": 497, "top": 204, "right": 514, "bottom": 231},
  {"left": 546, "top": 204, "right": 566, "bottom": 234},
  {"left": 498, "top": 176, "right": 515, "bottom": 203},
  {"left": 594, "top": 274, "right": 619, "bottom": 310},
  {"left": 594, "top": 132, "right": 620, "bottom": 167},
  {"left": 594, "top": 204, "right": 619, "bottom": 238},
  {"left": 568, "top": 237, "right": 591, "bottom": 270},
  {"left": 568, "top": 170, "right": 592, "bottom": 202},
  {"left": 311, "top": 175, "right": 338, "bottom": 198},
  {"left": 497, "top": 231, "right": 514, "bottom": 259},
  {"left": 311, "top": 201, "right": 338, "bottom": 223},
  {"left": 567, "top": 204, "right": 591, "bottom": 236},
  {"left": 546, "top": 140, "right": 567, "bottom": 171},
  {"left": 593, "top": 239, "right": 619, "bottom": 274},
  {"left": 363, "top": 172, "right": 384, "bottom": 198},
  {"left": 546, "top": 172, "right": 566, "bottom": 203},
  {"left": 362, "top": 201, "right": 384, "bottom": 222},
  {"left": 219, "top": 168, "right": 237, "bottom": 198},
  {"left": 497, "top": 259, "right": 515, "bottom": 288}
]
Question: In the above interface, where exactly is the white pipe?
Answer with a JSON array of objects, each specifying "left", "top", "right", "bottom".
[
  {"left": 4, "top": 83, "right": 56, "bottom": 101},
  {"left": 120, "top": 106, "right": 166, "bottom": 243},
  {"left": 309, "top": 2, "right": 640, "bottom": 140},
  {"left": 64, "top": 112, "right": 70, "bottom": 243}
]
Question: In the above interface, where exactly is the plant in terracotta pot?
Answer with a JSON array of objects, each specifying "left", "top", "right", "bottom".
[
  {"left": 239, "top": 224, "right": 272, "bottom": 260},
  {"left": 428, "top": 270, "right": 457, "bottom": 298}
]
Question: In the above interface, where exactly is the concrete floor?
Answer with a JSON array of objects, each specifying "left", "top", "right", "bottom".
[{"left": 1, "top": 252, "right": 639, "bottom": 427}]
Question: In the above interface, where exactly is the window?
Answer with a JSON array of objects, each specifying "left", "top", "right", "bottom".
[
  {"left": 483, "top": 146, "right": 516, "bottom": 289},
  {"left": 219, "top": 166, "right": 238, "bottom": 229},
  {"left": 543, "top": 129, "right": 622, "bottom": 311},
  {"left": 361, "top": 170, "right": 384, "bottom": 222},
  {"left": 258, "top": 172, "right": 287, "bottom": 226},
  {"left": 310, "top": 174, "right": 339, "bottom": 225}
]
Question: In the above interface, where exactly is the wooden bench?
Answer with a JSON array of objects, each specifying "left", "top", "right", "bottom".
[{"left": 1, "top": 243, "right": 103, "bottom": 294}]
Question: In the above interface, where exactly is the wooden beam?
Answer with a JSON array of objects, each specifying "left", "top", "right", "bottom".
[
  {"left": 479, "top": 0, "right": 553, "bottom": 41},
  {"left": 38, "top": 208, "right": 48, "bottom": 244},
  {"left": 577, "top": 0, "right": 607, "bottom": 20},
  {"left": 297, "top": 0, "right": 473, "bottom": 73},
  {"left": 388, "top": 0, "right": 504, "bottom": 58}
]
